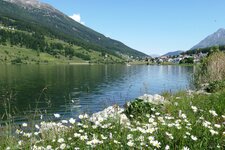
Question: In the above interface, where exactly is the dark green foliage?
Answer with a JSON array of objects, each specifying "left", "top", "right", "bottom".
[
  {"left": 206, "top": 80, "right": 225, "bottom": 93},
  {"left": 124, "top": 99, "right": 161, "bottom": 121},
  {"left": 185, "top": 45, "right": 225, "bottom": 55},
  {"left": 11, "top": 57, "right": 22, "bottom": 64},
  {"left": 179, "top": 57, "right": 194, "bottom": 64}
]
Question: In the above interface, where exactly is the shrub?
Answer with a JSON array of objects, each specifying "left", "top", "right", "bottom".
[
  {"left": 194, "top": 51, "right": 225, "bottom": 88},
  {"left": 206, "top": 80, "right": 225, "bottom": 93},
  {"left": 124, "top": 99, "right": 162, "bottom": 121},
  {"left": 11, "top": 57, "right": 22, "bottom": 64}
]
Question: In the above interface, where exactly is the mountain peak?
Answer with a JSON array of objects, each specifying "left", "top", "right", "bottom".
[
  {"left": 191, "top": 28, "right": 225, "bottom": 50},
  {"left": 217, "top": 28, "right": 225, "bottom": 32}
]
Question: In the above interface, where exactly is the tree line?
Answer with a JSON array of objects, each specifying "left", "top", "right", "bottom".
[{"left": 0, "top": 29, "right": 91, "bottom": 60}]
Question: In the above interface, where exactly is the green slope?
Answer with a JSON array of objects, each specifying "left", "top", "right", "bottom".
[{"left": 0, "top": 0, "right": 148, "bottom": 60}]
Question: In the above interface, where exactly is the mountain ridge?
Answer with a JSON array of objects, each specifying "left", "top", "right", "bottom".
[
  {"left": 162, "top": 50, "right": 183, "bottom": 57},
  {"left": 191, "top": 28, "right": 225, "bottom": 50},
  {"left": 0, "top": 0, "right": 147, "bottom": 60}
]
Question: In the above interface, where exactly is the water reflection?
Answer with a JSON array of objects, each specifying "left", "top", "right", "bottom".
[{"left": 0, "top": 64, "right": 193, "bottom": 119}]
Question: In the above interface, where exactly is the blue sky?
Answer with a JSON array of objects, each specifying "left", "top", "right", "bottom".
[{"left": 41, "top": 0, "right": 225, "bottom": 55}]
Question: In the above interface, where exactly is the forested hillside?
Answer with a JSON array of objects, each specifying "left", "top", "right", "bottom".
[{"left": 0, "top": 0, "right": 147, "bottom": 64}]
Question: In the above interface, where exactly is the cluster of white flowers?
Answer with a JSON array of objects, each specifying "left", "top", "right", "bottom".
[
  {"left": 138, "top": 94, "right": 168, "bottom": 105},
  {"left": 39, "top": 121, "right": 68, "bottom": 139},
  {"left": 5, "top": 94, "right": 224, "bottom": 150},
  {"left": 89, "top": 105, "right": 129, "bottom": 125}
]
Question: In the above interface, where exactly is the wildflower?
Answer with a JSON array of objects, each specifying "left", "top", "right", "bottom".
[
  {"left": 166, "top": 132, "right": 174, "bottom": 139},
  {"left": 138, "top": 135, "right": 145, "bottom": 142},
  {"left": 149, "top": 118, "right": 154, "bottom": 123},
  {"left": 209, "top": 110, "right": 218, "bottom": 117},
  {"left": 186, "top": 132, "right": 190, "bottom": 136},
  {"left": 58, "top": 138, "right": 65, "bottom": 143},
  {"left": 74, "top": 147, "right": 80, "bottom": 150},
  {"left": 146, "top": 127, "right": 155, "bottom": 133},
  {"left": 22, "top": 123, "right": 27, "bottom": 127},
  {"left": 61, "top": 120, "right": 68, "bottom": 124},
  {"left": 18, "top": 140, "right": 22, "bottom": 146},
  {"left": 84, "top": 113, "right": 89, "bottom": 119},
  {"left": 222, "top": 115, "right": 225, "bottom": 119},
  {"left": 151, "top": 108, "right": 156, "bottom": 111},
  {"left": 127, "top": 134, "right": 133, "bottom": 140},
  {"left": 109, "top": 133, "right": 113, "bottom": 139},
  {"left": 78, "top": 114, "right": 84, "bottom": 119},
  {"left": 183, "top": 146, "right": 190, "bottom": 150},
  {"left": 202, "top": 121, "right": 211, "bottom": 128},
  {"left": 152, "top": 140, "right": 161, "bottom": 148},
  {"left": 214, "top": 124, "right": 221, "bottom": 128},
  {"left": 155, "top": 112, "right": 160, "bottom": 116},
  {"left": 191, "top": 135, "right": 197, "bottom": 141},
  {"left": 181, "top": 113, "right": 187, "bottom": 119},
  {"left": 54, "top": 113, "right": 60, "bottom": 118},
  {"left": 127, "top": 140, "right": 134, "bottom": 147},
  {"left": 148, "top": 136, "right": 155, "bottom": 141},
  {"left": 114, "top": 140, "right": 121, "bottom": 144},
  {"left": 46, "top": 145, "right": 52, "bottom": 150},
  {"left": 69, "top": 118, "right": 76, "bottom": 124},
  {"left": 35, "top": 124, "right": 40, "bottom": 129},
  {"left": 158, "top": 116, "right": 164, "bottom": 123},
  {"left": 101, "top": 134, "right": 107, "bottom": 140},
  {"left": 191, "top": 106, "right": 198, "bottom": 112},
  {"left": 60, "top": 143, "right": 66, "bottom": 149},
  {"left": 6, "top": 147, "right": 10, "bottom": 150},
  {"left": 165, "top": 145, "right": 170, "bottom": 150},
  {"left": 74, "top": 133, "right": 81, "bottom": 138},
  {"left": 174, "top": 102, "right": 178, "bottom": 106},
  {"left": 80, "top": 135, "right": 88, "bottom": 140},
  {"left": 92, "top": 125, "right": 97, "bottom": 129},
  {"left": 210, "top": 129, "right": 218, "bottom": 135}
]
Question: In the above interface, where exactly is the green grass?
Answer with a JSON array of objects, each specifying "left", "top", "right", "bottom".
[
  {"left": 0, "top": 44, "right": 124, "bottom": 64},
  {"left": 0, "top": 45, "right": 87, "bottom": 64},
  {"left": 0, "top": 90, "right": 224, "bottom": 149}
]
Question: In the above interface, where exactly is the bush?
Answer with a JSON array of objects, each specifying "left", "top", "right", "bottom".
[
  {"left": 206, "top": 80, "right": 225, "bottom": 93},
  {"left": 124, "top": 99, "right": 162, "bottom": 121},
  {"left": 194, "top": 51, "right": 225, "bottom": 88},
  {"left": 11, "top": 57, "right": 22, "bottom": 64}
]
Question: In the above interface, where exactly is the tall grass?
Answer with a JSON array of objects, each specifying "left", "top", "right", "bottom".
[{"left": 194, "top": 51, "right": 225, "bottom": 87}]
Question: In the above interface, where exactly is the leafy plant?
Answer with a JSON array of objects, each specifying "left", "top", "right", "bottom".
[{"left": 124, "top": 99, "right": 162, "bottom": 120}]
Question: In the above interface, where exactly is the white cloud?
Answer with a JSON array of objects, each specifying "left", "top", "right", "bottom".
[{"left": 70, "top": 13, "right": 85, "bottom": 25}]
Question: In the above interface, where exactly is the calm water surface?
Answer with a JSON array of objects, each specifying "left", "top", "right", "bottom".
[{"left": 0, "top": 64, "right": 193, "bottom": 121}]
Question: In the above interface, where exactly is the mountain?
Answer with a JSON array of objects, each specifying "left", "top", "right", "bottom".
[
  {"left": 149, "top": 54, "right": 160, "bottom": 58},
  {"left": 162, "top": 50, "right": 183, "bottom": 57},
  {"left": 191, "top": 28, "right": 225, "bottom": 50},
  {"left": 0, "top": 0, "right": 147, "bottom": 63}
]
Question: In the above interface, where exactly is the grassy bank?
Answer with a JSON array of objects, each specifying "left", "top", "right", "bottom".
[{"left": 0, "top": 90, "right": 224, "bottom": 150}]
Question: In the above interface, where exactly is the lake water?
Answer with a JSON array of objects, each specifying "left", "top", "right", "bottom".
[{"left": 0, "top": 64, "right": 193, "bottom": 121}]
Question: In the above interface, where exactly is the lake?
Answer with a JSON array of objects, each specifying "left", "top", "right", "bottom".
[{"left": 0, "top": 64, "right": 193, "bottom": 121}]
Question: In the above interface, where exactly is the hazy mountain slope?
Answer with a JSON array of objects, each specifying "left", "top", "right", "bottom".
[
  {"left": 191, "top": 28, "right": 225, "bottom": 50},
  {"left": 0, "top": 0, "right": 147, "bottom": 58},
  {"left": 162, "top": 50, "right": 183, "bottom": 56}
]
